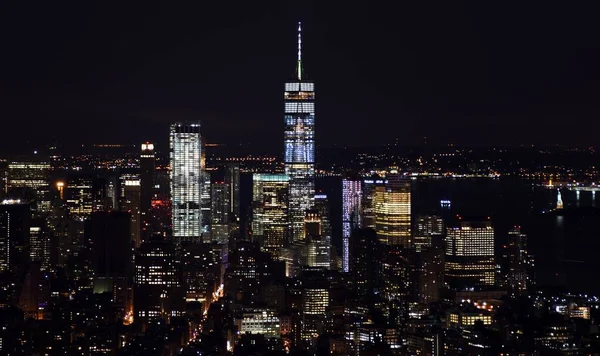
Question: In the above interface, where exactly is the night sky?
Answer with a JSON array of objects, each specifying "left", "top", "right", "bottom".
[{"left": 1, "top": 2, "right": 599, "bottom": 153}]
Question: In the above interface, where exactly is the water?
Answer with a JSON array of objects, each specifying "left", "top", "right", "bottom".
[{"left": 243, "top": 175, "right": 600, "bottom": 295}]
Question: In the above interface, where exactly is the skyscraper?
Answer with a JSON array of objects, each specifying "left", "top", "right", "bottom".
[
  {"left": 211, "top": 181, "right": 230, "bottom": 244},
  {"left": 445, "top": 219, "right": 495, "bottom": 290},
  {"left": 252, "top": 174, "right": 289, "bottom": 258},
  {"left": 170, "top": 122, "right": 203, "bottom": 243},
  {"left": 284, "top": 22, "right": 315, "bottom": 243},
  {"left": 7, "top": 158, "right": 51, "bottom": 213},
  {"left": 122, "top": 178, "right": 141, "bottom": 248},
  {"left": 225, "top": 164, "right": 241, "bottom": 223},
  {"left": 342, "top": 179, "right": 362, "bottom": 272},
  {"left": 413, "top": 215, "right": 444, "bottom": 252},
  {"left": 374, "top": 176, "right": 412, "bottom": 247},
  {"left": 140, "top": 142, "right": 155, "bottom": 216}
]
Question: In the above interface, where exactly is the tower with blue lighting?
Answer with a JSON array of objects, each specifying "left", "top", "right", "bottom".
[{"left": 284, "top": 22, "right": 315, "bottom": 242}]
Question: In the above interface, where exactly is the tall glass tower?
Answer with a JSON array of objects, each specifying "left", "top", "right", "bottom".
[
  {"left": 170, "top": 122, "right": 203, "bottom": 243},
  {"left": 284, "top": 22, "right": 315, "bottom": 242}
]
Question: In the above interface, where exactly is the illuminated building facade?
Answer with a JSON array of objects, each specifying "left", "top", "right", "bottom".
[
  {"left": 65, "top": 175, "right": 94, "bottom": 220},
  {"left": 29, "top": 223, "right": 50, "bottom": 272},
  {"left": 342, "top": 179, "right": 362, "bottom": 272},
  {"left": 413, "top": 215, "right": 444, "bottom": 252},
  {"left": 170, "top": 122, "right": 203, "bottom": 243},
  {"left": 7, "top": 159, "right": 51, "bottom": 213},
  {"left": 211, "top": 182, "right": 230, "bottom": 244},
  {"left": 252, "top": 174, "right": 289, "bottom": 257},
  {"left": 445, "top": 220, "right": 495, "bottom": 289},
  {"left": 284, "top": 22, "right": 315, "bottom": 243},
  {"left": 361, "top": 178, "right": 385, "bottom": 229},
  {"left": 234, "top": 308, "right": 281, "bottom": 339},
  {"left": 304, "top": 210, "right": 330, "bottom": 269},
  {"left": 134, "top": 237, "right": 182, "bottom": 324},
  {"left": 374, "top": 176, "right": 411, "bottom": 247}
]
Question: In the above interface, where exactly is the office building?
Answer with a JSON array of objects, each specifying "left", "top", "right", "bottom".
[
  {"left": 342, "top": 179, "right": 361, "bottom": 272},
  {"left": 414, "top": 215, "right": 444, "bottom": 252},
  {"left": 211, "top": 181, "right": 230, "bottom": 244},
  {"left": 252, "top": 174, "right": 289, "bottom": 257},
  {"left": 350, "top": 228, "right": 380, "bottom": 297},
  {"left": 86, "top": 211, "right": 132, "bottom": 317},
  {"left": 361, "top": 178, "right": 385, "bottom": 229},
  {"left": 505, "top": 226, "right": 534, "bottom": 293},
  {"left": 65, "top": 175, "right": 94, "bottom": 220},
  {"left": 304, "top": 210, "right": 330, "bottom": 269},
  {"left": 140, "top": 142, "right": 155, "bottom": 216},
  {"left": 284, "top": 22, "right": 316, "bottom": 243},
  {"left": 225, "top": 164, "right": 241, "bottom": 222},
  {"left": 170, "top": 122, "right": 203, "bottom": 243},
  {"left": 374, "top": 176, "right": 411, "bottom": 247},
  {"left": 29, "top": 220, "right": 51, "bottom": 272},
  {"left": 134, "top": 237, "right": 182, "bottom": 325},
  {"left": 445, "top": 219, "right": 495, "bottom": 290},
  {"left": 7, "top": 158, "right": 51, "bottom": 213},
  {"left": 122, "top": 178, "right": 141, "bottom": 248},
  {"left": 0, "top": 201, "right": 30, "bottom": 274}
]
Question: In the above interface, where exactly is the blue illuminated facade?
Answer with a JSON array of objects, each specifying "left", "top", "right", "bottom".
[{"left": 284, "top": 22, "right": 316, "bottom": 242}]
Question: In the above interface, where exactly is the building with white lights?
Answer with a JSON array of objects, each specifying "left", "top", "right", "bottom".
[
  {"left": 445, "top": 220, "right": 495, "bottom": 289},
  {"left": 170, "top": 122, "right": 203, "bottom": 243},
  {"left": 284, "top": 22, "right": 315, "bottom": 243}
]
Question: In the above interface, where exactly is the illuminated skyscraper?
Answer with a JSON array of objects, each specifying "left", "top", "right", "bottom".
[
  {"left": 252, "top": 174, "right": 289, "bottom": 257},
  {"left": 170, "top": 122, "right": 203, "bottom": 243},
  {"left": 7, "top": 158, "right": 51, "bottom": 213},
  {"left": 284, "top": 22, "right": 315, "bottom": 243},
  {"left": 374, "top": 176, "right": 412, "bottom": 247},
  {"left": 211, "top": 181, "right": 230, "bottom": 244},
  {"left": 342, "top": 179, "right": 361, "bottom": 272},
  {"left": 445, "top": 219, "right": 495, "bottom": 290},
  {"left": 413, "top": 215, "right": 444, "bottom": 252}
]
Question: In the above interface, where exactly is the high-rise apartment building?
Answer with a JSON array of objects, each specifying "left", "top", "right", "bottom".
[
  {"left": 342, "top": 179, "right": 362, "bottom": 272},
  {"left": 252, "top": 174, "right": 289, "bottom": 257},
  {"left": 284, "top": 22, "right": 315, "bottom": 243},
  {"left": 374, "top": 176, "right": 411, "bottom": 247},
  {"left": 445, "top": 219, "right": 495, "bottom": 290},
  {"left": 170, "top": 122, "right": 203, "bottom": 243}
]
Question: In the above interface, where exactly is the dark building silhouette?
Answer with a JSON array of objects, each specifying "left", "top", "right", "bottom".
[{"left": 86, "top": 211, "right": 132, "bottom": 317}]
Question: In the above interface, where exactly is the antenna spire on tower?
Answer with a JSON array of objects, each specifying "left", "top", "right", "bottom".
[{"left": 297, "top": 21, "right": 302, "bottom": 80}]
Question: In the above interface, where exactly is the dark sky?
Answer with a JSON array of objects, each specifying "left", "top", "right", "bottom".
[{"left": 0, "top": 2, "right": 599, "bottom": 153}]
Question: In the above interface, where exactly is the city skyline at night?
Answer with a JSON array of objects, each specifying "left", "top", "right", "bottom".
[{"left": 1, "top": 5, "right": 600, "bottom": 355}]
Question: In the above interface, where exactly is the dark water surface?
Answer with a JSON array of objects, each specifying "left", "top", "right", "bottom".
[{"left": 242, "top": 175, "right": 600, "bottom": 295}]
